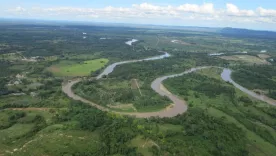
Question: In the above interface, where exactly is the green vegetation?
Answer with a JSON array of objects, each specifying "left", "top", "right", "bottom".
[
  {"left": 232, "top": 65, "right": 276, "bottom": 99},
  {"left": 1, "top": 23, "right": 276, "bottom": 155},
  {"left": 48, "top": 58, "right": 109, "bottom": 77},
  {"left": 164, "top": 68, "right": 276, "bottom": 155},
  {"left": 220, "top": 55, "right": 269, "bottom": 65},
  {"left": 14, "top": 130, "right": 101, "bottom": 156},
  {"left": 74, "top": 78, "right": 170, "bottom": 112}
]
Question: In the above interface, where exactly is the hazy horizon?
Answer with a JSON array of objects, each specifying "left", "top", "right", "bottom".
[
  {"left": 1, "top": 0, "right": 276, "bottom": 31},
  {"left": 1, "top": 17, "right": 276, "bottom": 32}
]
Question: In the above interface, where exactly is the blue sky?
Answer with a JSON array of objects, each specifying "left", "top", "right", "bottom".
[
  {"left": 3, "top": 0, "right": 275, "bottom": 8},
  {"left": 1, "top": 0, "right": 276, "bottom": 30}
]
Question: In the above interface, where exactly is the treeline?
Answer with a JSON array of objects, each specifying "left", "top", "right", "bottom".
[
  {"left": 0, "top": 60, "right": 18, "bottom": 77},
  {"left": 232, "top": 65, "right": 276, "bottom": 99},
  {"left": 0, "top": 61, "right": 18, "bottom": 96},
  {"left": 0, "top": 77, "right": 12, "bottom": 96},
  {"left": 109, "top": 53, "right": 227, "bottom": 80},
  {"left": 221, "top": 27, "right": 276, "bottom": 39}
]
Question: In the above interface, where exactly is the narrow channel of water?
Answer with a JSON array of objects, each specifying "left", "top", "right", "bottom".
[{"left": 96, "top": 52, "right": 171, "bottom": 79}]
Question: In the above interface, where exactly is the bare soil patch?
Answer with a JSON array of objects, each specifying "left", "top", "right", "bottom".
[{"left": 48, "top": 66, "right": 60, "bottom": 73}]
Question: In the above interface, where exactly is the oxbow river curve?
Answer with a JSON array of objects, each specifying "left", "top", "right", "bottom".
[{"left": 62, "top": 53, "right": 276, "bottom": 118}]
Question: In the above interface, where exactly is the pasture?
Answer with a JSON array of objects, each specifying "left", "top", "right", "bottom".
[
  {"left": 220, "top": 55, "right": 270, "bottom": 64},
  {"left": 47, "top": 58, "right": 109, "bottom": 77}
]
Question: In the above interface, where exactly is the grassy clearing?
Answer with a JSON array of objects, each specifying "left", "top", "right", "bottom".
[
  {"left": 48, "top": 58, "right": 109, "bottom": 77},
  {"left": 12, "top": 130, "right": 101, "bottom": 156},
  {"left": 0, "top": 52, "right": 24, "bottom": 61},
  {"left": 0, "top": 124, "right": 34, "bottom": 141},
  {"left": 130, "top": 135, "right": 155, "bottom": 156},
  {"left": 0, "top": 112, "right": 11, "bottom": 129},
  {"left": 220, "top": 55, "right": 270, "bottom": 65},
  {"left": 0, "top": 95, "right": 41, "bottom": 109},
  {"left": 197, "top": 67, "right": 223, "bottom": 79},
  {"left": 258, "top": 54, "right": 271, "bottom": 59},
  {"left": 158, "top": 124, "right": 182, "bottom": 133},
  {"left": 16, "top": 110, "right": 55, "bottom": 124},
  {"left": 107, "top": 103, "right": 137, "bottom": 112}
]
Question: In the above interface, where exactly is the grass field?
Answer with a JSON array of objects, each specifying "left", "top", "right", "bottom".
[
  {"left": 107, "top": 103, "right": 137, "bottom": 112},
  {"left": 47, "top": 58, "right": 109, "bottom": 77},
  {"left": 158, "top": 124, "right": 182, "bottom": 133},
  {"left": 0, "top": 123, "right": 34, "bottom": 141},
  {"left": 129, "top": 135, "right": 156, "bottom": 156},
  {"left": 12, "top": 130, "right": 101, "bottom": 156},
  {"left": 220, "top": 55, "right": 270, "bottom": 65},
  {"left": 258, "top": 54, "right": 271, "bottom": 59}
]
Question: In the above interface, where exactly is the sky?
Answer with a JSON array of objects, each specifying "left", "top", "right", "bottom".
[{"left": 1, "top": 0, "right": 276, "bottom": 30}]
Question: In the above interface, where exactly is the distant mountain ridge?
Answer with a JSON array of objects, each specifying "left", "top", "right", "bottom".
[{"left": 220, "top": 27, "right": 276, "bottom": 39}]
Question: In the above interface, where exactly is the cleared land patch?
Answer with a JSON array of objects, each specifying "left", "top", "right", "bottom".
[
  {"left": 258, "top": 54, "right": 271, "bottom": 59},
  {"left": 48, "top": 58, "right": 109, "bottom": 77},
  {"left": 171, "top": 40, "right": 191, "bottom": 45},
  {"left": 131, "top": 79, "right": 142, "bottom": 96},
  {"left": 0, "top": 53, "right": 24, "bottom": 61},
  {"left": 0, "top": 124, "right": 34, "bottom": 141},
  {"left": 130, "top": 135, "right": 158, "bottom": 156},
  {"left": 220, "top": 55, "right": 270, "bottom": 65},
  {"left": 12, "top": 130, "right": 101, "bottom": 156},
  {"left": 107, "top": 103, "right": 137, "bottom": 112}
]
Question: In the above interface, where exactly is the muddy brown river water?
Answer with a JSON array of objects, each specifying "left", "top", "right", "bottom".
[{"left": 62, "top": 53, "right": 275, "bottom": 118}]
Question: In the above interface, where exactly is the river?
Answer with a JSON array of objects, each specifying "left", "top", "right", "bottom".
[
  {"left": 62, "top": 54, "right": 275, "bottom": 118},
  {"left": 96, "top": 52, "right": 170, "bottom": 79},
  {"left": 221, "top": 68, "right": 276, "bottom": 106}
]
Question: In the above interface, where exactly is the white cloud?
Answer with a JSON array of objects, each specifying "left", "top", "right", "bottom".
[
  {"left": 4, "top": 3, "right": 276, "bottom": 25},
  {"left": 8, "top": 6, "right": 26, "bottom": 13},
  {"left": 226, "top": 3, "right": 255, "bottom": 16},
  {"left": 257, "top": 7, "right": 276, "bottom": 17},
  {"left": 178, "top": 3, "right": 215, "bottom": 14},
  {"left": 133, "top": 3, "right": 162, "bottom": 11}
]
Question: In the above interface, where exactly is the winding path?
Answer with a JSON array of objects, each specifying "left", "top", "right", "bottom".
[{"left": 62, "top": 53, "right": 276, "bottom": 118}]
